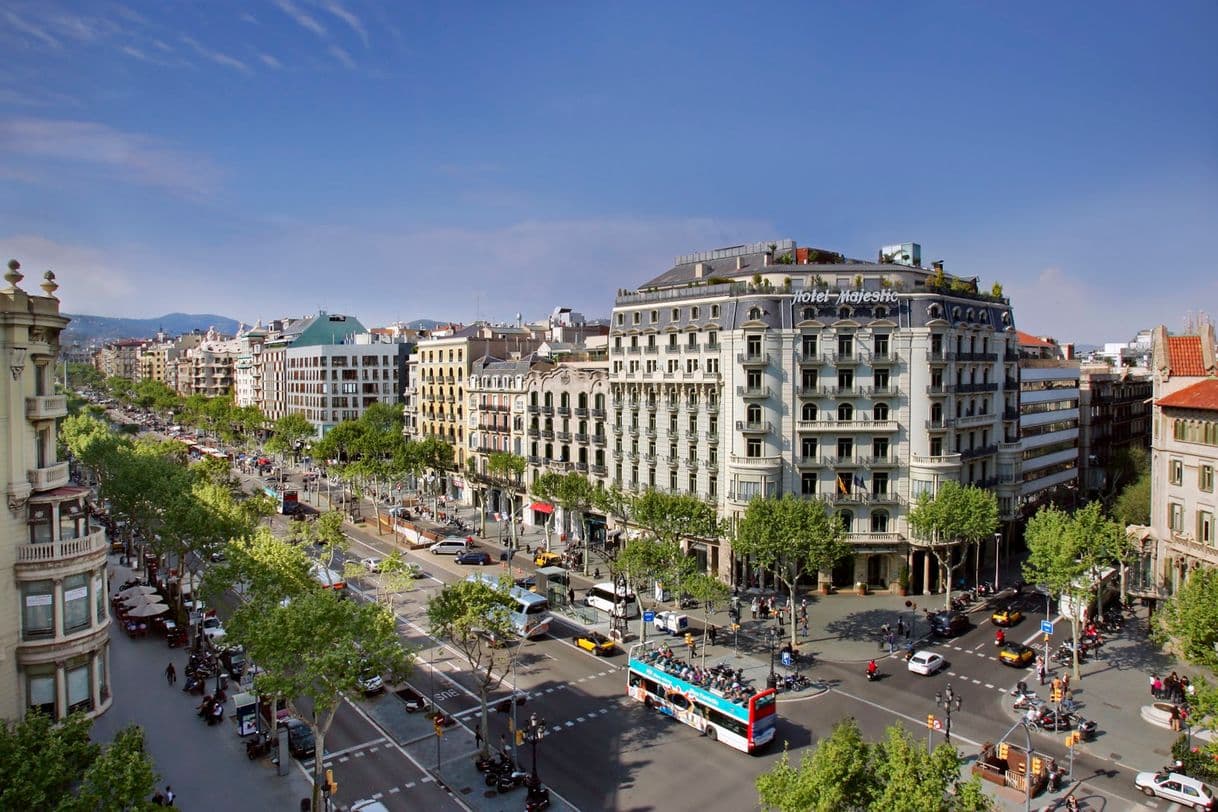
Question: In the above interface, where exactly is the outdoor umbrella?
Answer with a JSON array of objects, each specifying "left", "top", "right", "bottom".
[
  {"left": 126, "top": 602, "right": 170, "bottom": 618},
  {"left": 123, "top": 594, "right": 166, "bottom": 609},
  {"left": 117, "top": 584, "right": 157, "bottom": 598}
]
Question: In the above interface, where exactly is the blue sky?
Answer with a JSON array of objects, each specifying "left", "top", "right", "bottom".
[{"left": 1, "top": 1, "right": 1215, "bottom": 344}]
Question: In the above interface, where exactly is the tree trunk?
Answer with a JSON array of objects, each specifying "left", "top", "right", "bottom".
[{"left": 312, "top": 703, "right": 339, "bottom": 812}]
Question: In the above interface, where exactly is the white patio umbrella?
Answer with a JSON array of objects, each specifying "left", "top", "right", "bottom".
[
  {"left": 126, "top": 602, "right": 170, "bottom": 618},
  {"left": 117, "top": 584, "right": 158, "bottom": 598},
  {"left": 123, "top": 594, "right": 166, "bottom": 609}
]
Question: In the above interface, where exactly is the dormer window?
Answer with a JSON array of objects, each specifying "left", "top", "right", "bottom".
[
  {"left": 927, "top": 304, "right": 942, "bottom": 318},
  {"left": 691, "top": 306, "right": 700, "bottom": 319},
  {"left": 802, "top": 307, "right": 815, "bottom": 321},
  {"left": 952, "top": 306, "right": 962, "bottom": 320},
  {"left": 875, "top": 306, "right": 887, "bottom": 319},
  {"left": 748, "top": 307, "right": 762, "bottom": 321},
  {"left": 838, "top": 307, "right": 851, "bottom": 319},
  {"left": 671, "top": 308, "right": 680, "bottom": 321}
]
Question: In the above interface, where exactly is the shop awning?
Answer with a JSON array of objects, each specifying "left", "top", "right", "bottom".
[{"left": 529, "top": 502, "right": 554, "bottom": 514}]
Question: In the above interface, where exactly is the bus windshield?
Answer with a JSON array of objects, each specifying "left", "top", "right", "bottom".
[{"left": 466, "top": 574, "right": 552, "bottom": 638}]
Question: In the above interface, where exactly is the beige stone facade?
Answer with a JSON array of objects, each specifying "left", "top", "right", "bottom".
[{"left": 1, "top": 261, "right": 112, "bottom": 723}]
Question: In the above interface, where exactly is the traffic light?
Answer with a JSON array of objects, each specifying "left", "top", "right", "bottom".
[
  {"left": 731, "top": 623, "right": 741, "bottom": 632},
  {"left": 1065, "top": 731, "right": 1081, "bottom": 747},
  {"left": 433, "top": 719, "right": 444, "bottom": 738},
  {"left": 324, "top": 769, "right": 338, "bottom": 796},
  {"left": 926, "top": 713, "right": 935, "bottom": 729},
  {"left": 1051, "top": 685, "right": 1063, "bottom": 702},
  {"left": 516, "top": 729, "right": 525, "bottom": 746}
]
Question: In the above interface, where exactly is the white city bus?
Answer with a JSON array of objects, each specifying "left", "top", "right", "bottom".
[
  {"left": 584, "top": 582, "right": 640, "bottom": 619},
  {"left": 466, "top": 574, "right": 552, "bottom": 638}
]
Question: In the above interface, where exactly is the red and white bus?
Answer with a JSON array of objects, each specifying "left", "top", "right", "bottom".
[{"left": 627, "top": 642, "right": 777, "bottom": 753}]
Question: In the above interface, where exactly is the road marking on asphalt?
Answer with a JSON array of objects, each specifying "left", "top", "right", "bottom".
[
  {"left": 564, "top": 721, "right": 575, "bottom": 727},
  {"left": 354, "top": 751, "right": 365, "bottom": 758},
  {"left": 577, "top": 716, "right": 586, "bottom": 722},
  {"left": 831, "top": 686, "right": 983, "bottom": 748},
  {"left": 371, "top": 792, "right": 383, "bottom": 800},
  {"left": 338, "top": 756, "right": 350, "bottom": 763},
  {"left": 984, "top": 683, "right": 994, "bottom": 689},
  {"left": 420, "top": 776, "right": 434, "bottom": 784},
  {"left": 388, "top": 787, "right": 401, "bottom": 793}
]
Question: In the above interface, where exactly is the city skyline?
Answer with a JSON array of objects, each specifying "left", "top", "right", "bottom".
[{"left": 2, "top": 1, "right": 1215, "bottom": 344}]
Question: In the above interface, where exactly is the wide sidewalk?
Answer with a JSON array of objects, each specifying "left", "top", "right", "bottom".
[{"left": 92, "top": 554, "right": 314, "bottom": 811}]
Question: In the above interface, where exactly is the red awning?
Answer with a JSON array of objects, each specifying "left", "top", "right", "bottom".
[{"left": 529, "top": 502, "right": 554, "bottom": 514}]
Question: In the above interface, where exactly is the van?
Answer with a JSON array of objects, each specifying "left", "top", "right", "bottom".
[
  {"left": 429, "top": 538, "right": 470, "bottom": 556},
  {"left": 585, "top": 582, "right": 640, "bottom": 619}
]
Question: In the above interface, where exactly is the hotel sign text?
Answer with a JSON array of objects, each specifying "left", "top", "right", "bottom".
[{"left": 791, "top": 289, "right": 899, "bottom": 307}]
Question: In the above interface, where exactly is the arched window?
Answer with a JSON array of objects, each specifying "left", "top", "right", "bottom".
[
  {"left": 952, "top": 306, "right": 962, "bottom": 320},
  {"left": 691, "top": 306, "right": 700, "bottom": 319},
  {"left": 748, "top": 307, "right": 762, "bottom": 320},
  {"left": 544, "top": 392, "right": 553, "bottom": 407},
  {"left": 802, "top": 307, "right": 815, "bottom": 321},
  {"left": 746, "top": 404, "right": 761, "bottom": 423},
  {"left": 838, "top": 510, "right": 854, "bottom": 532},
  {"left": 870, "top": 510, "right": 889, "bottom": 533},
  {"left": 873, "top": 403, "right": 889, "bottom": 420},
  {"left": 838, "top": 307, "right": 851, "bottom": 319},
  {"left": 930, "top": 402, "right": 942, "bottom": 421},
  {"left": 875, "top": 306, "right": 888, "bottom": 319},
  {"left": 837, "top": 403, "right": 854, "bottom": 421},
  {"left": 801, "top": 402, "right": 818, "bottom": 421},
  {"left": 927, "top": 303, "right": 941, "bottom": 319}
]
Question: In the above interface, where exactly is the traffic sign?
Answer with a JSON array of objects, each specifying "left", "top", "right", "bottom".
[
  {"left": 643, "top": 610, "right": 656, "bottom": 622},
  {"left": 932, "top": 719, "right": 943, "bottom": 731},
  {"left": 1040, "top": 619, "right": 1054, "bottom": 634}
]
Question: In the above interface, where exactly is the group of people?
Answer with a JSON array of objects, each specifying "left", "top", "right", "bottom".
[
  {"left": 195, "top": 694, "right": 226, "bottom": 726},
  {"left": 1150, "top": 671, "right": 1193, "bottom": 704}
]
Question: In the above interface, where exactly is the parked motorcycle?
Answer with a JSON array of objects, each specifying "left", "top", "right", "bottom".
[
  {"left": 246, "top": 732, "right": 272, "bottom": 760},
  {"left": 495, "top": 768, "right": 530, "bottom": 792},
  {"left": 1075, "top": 717, "right": 1098, "bottom": 741}
]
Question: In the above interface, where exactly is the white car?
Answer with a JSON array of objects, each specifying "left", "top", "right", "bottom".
[
  {"left": 201, "top": 616, "right": 227, "bottom": 642},
  {"left": 907, "top": 651, "right": 945, "bottom": 676},
  {"left": 360, "top": 556, "right": 383, "bottom": 573},
  {"left": 1135, "top": 771, "right": 1215, "bottom": 810},
  {"left": 351, "top": 802, "right": 390, "bottom": 812}
]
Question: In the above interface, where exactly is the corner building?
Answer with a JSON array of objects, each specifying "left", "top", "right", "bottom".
[
  {"left": 2, "top": 262, "right": 111, "bottom": 722},
  {"left": 609, "top": 240, "right": 1021, "bottom": 593}
]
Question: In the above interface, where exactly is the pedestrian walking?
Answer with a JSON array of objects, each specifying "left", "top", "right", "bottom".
[
  {"left": 799, "top": 619, "right": 809, "bottom": 638},
  {"left": 567, "top": 587, "right": 575, "bottom": 606},
  {"left": 708, "top": 625, "right": 718, "bottom": 646},
  {"left": 1062, "top": 673, "right": 1071, "bottom": 697},
  {"left": 750, "top": 597, "right": 759, "bottom": 620},
  {"left": 896, "top": 617, "right": 905, "bottom": 638},
  {"left": 164, "top": 786, "right": 175, "bottom": 806},
  {"left": 164, "top": 662, "right": 176, "bottom": 686},
  {"left": 886, "top": 632, "right": 896, "bottom": 654}
]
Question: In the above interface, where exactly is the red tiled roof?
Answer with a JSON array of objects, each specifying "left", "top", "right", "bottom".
[
  {"left": 1016, "top": 330, "right": 1054, "bottom": 348},
  {"left": 1167, "top": 336, "right": 1206, "bottom": 376},
  {"left": 1157, "top": 379, "right": 1218, "bottom": 411}
]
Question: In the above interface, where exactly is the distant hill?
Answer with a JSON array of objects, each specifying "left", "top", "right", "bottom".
[
  {"left": 63, "top": 312, "right": 241, "bottom": 344},
  {"left": 406, "top": 319, "right": 441, "bottom": 330}
]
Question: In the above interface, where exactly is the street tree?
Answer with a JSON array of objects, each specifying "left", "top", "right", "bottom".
[
  {"left": 615, "top": 536, "right": 679, "bottom": 639},
  {"left": 228, "top": 581, "right": 411, "bottom": 812},
  {"left": 755, "top": 718, "right": 991, "bottom": 812},
  {"left": 486, "top": 452, "right": 527, "bottom": 547},
  {"left": 1070, "top": 501, "right": 1128, "bottom": 624},
  {"left": 1153, "top": 568, "right": 1218, "bottom": 772},
  {"left": 1021, "top": 506, "right": 1092, "bottom": 681},
  {"left": 266, "top": 413, "right": 316, "bottom": 464},
  {"left": 684, "top": 571, "right": 731, "bottom": 667},
  {"left": 530, "top": 471, "right": 565, "bottom": 551},
  {"left": 629, "top": 490, "right": 721, "bottom": 596},
  {"left": 1112, "top": 470, "right": 1151, "bottom": 527},
  {"left": 734, "top": 495, "right": 850, "bottom": 648},
  {"left": 426, "top": 577, "right": 519, "bottom": 758},
  {"left": 0, "top": 711, "right": 158, "bottom": 812},
  {"left": 907, "top": 482, "right": 1000, "bottom": 611}
]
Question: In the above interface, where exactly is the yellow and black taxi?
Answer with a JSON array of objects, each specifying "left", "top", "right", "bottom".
[
  {"left": 534, "top": 550, "right": 562, "bottom": 568},
  {"left": 574, "top": 631, "right": 617, "bottom": 656},
  {"left": 991, "top": 606, "right": 1024, "bottom": 627},
  {"left": 998, "top": 642, "right": 1035, "bottom": 667}
]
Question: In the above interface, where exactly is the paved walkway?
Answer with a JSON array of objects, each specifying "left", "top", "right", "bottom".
[{"left": 92, "top": 555, "right": 313, "bottom": 811}]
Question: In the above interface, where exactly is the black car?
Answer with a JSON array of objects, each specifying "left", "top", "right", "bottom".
[
  {"left": 929, "top": 611, "right": 970, "bottom": 637},
  {"left": 279, "top": 718, "right": 315, "bottom": 759},
  {"left": 218, "top": 645, "right": 247, "bottom": 678},
  {"left": 456, "top": 551, "right": 492, "bottom": 566}
]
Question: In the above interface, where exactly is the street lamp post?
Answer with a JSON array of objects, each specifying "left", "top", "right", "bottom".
[
  {"left": 933, "top": 686, "right": 962, "bottom": 743},
  {"left": 993, "top": 532, "right": 1002, "bottom": 591},
  {"left": 766, "top": 626, "right": 778, "bottom": 691},
  {"left": 525, "top": 712, "right": 546, "bottom": 780}
]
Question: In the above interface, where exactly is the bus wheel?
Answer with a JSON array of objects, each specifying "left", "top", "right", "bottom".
[{"left": 705, "top": 727, "right": 717, "bottom": 742}]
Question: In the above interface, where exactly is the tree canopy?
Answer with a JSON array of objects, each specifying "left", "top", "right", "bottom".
[
  {"left": 756, "top": 718, "right": 991, "bottom": 812},
  {"left": 908, "top": 482, "right": 999, "bottom": 610},
  {"left": 734, "top": 495, "right": 849, "bottom": 646},
  {"left": 0, "top": 712, "right": 159, "bottom": 812}
]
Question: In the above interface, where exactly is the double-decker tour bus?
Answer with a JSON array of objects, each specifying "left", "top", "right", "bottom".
[
  {"left": 466, "top": 573, "right": 552, "bottom": 639},
  {"left": 262, "top": 484, "right": 300, "bottom": 515},
  {"left": 626, "top": 641, "right": 777, "bottom": 753}
]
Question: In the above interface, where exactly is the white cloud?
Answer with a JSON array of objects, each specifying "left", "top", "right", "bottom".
[
  {"left": 152, "top": 38, "right": 172, "bottom": 52},
  {"left": 0, "top": 117, "right": 221, "bottom": 197},
  {"left": 327, "top": 44, "right": 355, "bottom": 69},
  {"left": 319, "top": 0, "right": 368, "bottom": 47},
  {"left": 239, "top": 12, "right": 258, "bottom": 24},
  {"left": 259, "top": 53, "right": 283, "bottom": 69},
  {"left": 273, "top": 0, "right": 327, "bottom": 39},
  {"left": 180, "top": 35, "right": 250, "bottom": 74},
  {"left": 0, "top": 234, "right": 140, "bottom": 313},
  {"left": 3, "top": 10, "right": 61, "bottom": 49}
]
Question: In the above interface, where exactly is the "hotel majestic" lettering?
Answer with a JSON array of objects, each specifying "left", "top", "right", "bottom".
[{"left": 790, "top": 288, "right": 899, "bottom": 306}]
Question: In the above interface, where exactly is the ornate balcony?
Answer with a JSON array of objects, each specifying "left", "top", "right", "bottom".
[
  {"left": 26, "top": 395, "right": 68, "bottom": 421},
  {"left": 736, "top": 352, "right": 770, "bottom": 367},
  {"left": 736, "top": 385, "right": 771, "bottom": 399},
  {"left": 796, "top": 419, "right": 898, "bottom": 433},
  {"left": 729, "top": 454, "right": 782, "bottom": 470},
  {"left": 29, "top": 462, "right": 70, "bottom": 491},
  {"left": 16, "top": 528, "right": 108, "bottom": 567},
  {"left": 735, "top": 420, "right": 772, "bottom": 434}
]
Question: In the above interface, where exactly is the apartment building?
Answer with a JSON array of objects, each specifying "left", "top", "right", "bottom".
[
  {"left": 523, "top": 360, "right": 612, "bottom": 539},
  {"left": 466, "top": 355, "right": 553, "bottom": 518},
  {"left": 2, "top": 263, "right": 111, "bottom": 722},
  {"left": 413, "top": 324, "right": 543, "bottom": 502},
  {"left": 95, "top": 339, "right": 145, "bottom": 379},
  {"left": 1015, "top": 331, "right": 1080, "bottom": 515},
  {"left": 233, "top": 325, "right": 268, "bottom": 408},
  {"left": 1078, "top": 363, "right": 1151, "bottom": 495},
  {"left": 608, "top": 240, "right": 1021, "bottom": 590},
  {"left": 1147, "top": 323, "right": 1218, "bottom": 593},
  {"left": 259, "top": 312, "right": 368, "bottom": 423},
  {"left": 284, "top": 332, "right": 410, "bottom": 437}
]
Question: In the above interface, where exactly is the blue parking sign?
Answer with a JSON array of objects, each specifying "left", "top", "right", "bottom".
[
  {"left": 1040, "top": 619, "right": 1054, "bottom": 634},
  {"left": 643, "top": 610, "right": 655, "bottom": 623}
]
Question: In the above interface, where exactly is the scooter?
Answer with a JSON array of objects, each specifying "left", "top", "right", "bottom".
[
  {"left": 866, "top": 666, "right": 879, "bottom": 682},
  {"left": 1013, "top": 694, "right": 1043, "bottom": 711},
  {"left": 525, "top": 778, "right": 552, "bottom": 811},
  {"left": 246, "top": 732, "right": 272, "bottom": 760},
  {"left": 1075, "top": 717, "right": 1098, "bottom": 741},
  {"left": 495, "top": 768, "right": 530, "bottom": 792}
]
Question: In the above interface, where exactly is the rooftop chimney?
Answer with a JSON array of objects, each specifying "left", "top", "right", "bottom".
[
  {"left": 736, "top": 256, "right": 743, "bottom": 270},
  {"left": 932, "top": 260, "right": 944, "bottom": 273},
  {"left": 694, "top": 262, "right": 704, "bottom": 279}
]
